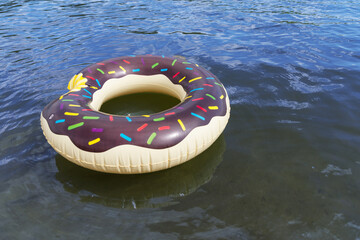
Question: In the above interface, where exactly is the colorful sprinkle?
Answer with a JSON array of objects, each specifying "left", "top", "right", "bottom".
[
  {"left": 83, "top": 116, "right": 100, "bottom": 120},
  {"left": 108, "top": 71, "right": 115, "bottom": 74},
  {"left": 62, "top": 99, "right": 73, "bottom": 102},
  {"left": 69, "top": 104, "right": 81, "bottom": 107},
  {"left": 191, "top": 112, "right": 205, "bottom": 121},
  {"left": 137, "top": 123, "right": 148, "bottom": 132},
  {"left": 220, "top": 95, "right": 224, "bottom": 99},
  {"left": 173, "top": 72, "right": 180, "bottom": 78},
  {"left": 190, "top": 88, "right": 204, "bottom": 92},
  {"left": 206, "top": 77, "right": 214, "bottom": 79},
  {"left": 82, "top": 109, "right": 92, "bottom": 111},
  {"left": 203, "top": 84, "right": 214, "bottom": 87},
  {"left": 68, "top": 122, "right": 84, "bottom": 130},
  {"left": 185, "top": 96, "right": 192, "bottom": 99},
  {"left": 83, "top": 89, "right": 92, "bottom": 95},
  {"left": 182, "top": 62, "right": 191, "bottom": 64},
  {"left": 123, "top": 59, "right": 130, "bottom": 64},
  {"left": 97, "top": 68, "right": 104, "bottom": 74},
  {"left": 178, "top": 119, "right": 186, "bottom": 131},
  {"left": 215, "top": 82, "right": 223, "bottom": 87},
  {"left": 64, "top": 112, "right": 79, "bottom": 116},
  {"left": 119, "top": 66, "right": 126, "bottom": 73},
  {"left": 158, "top": 126, "right": 170, "bottom": 131},
  {"left": 126, "top": 116, "right": 132, "bottom": 122},
  {"left": 96, "top": 79, "right": 101, "bottom": 87},
  {"left": 151, "top": 63, "right": 159, "bottom": 69},
  {"left": 132, "top": 69, "right": 140, "bottom": 72},
  {"left": 60, "top": 103, "right": 64, "bottom": 109},
  {"left": 192, "top": 97, "right": 204, "bottom": 101},
  {"left": 82, "top": 95, "right": 92, "bottom": 99},
  {"left": 206, "top": 94, "right": 216, "bottom": 100},
  {"left": 69, "top": 94, "right": 80, "bottom": 96},
  {"left": 141, "top": 58, "right": 145, "bottom": 65},
  {"left": 189, "top": 77, "right": 202, "bottom": 83},
  {"left": 153, "top": 117, "right": 165, "bottom": 122},
  {"left": 90, "top": 86, "right": 98, "bottom": 89},
  {"left": 92, "top": 128, "right": 103, "bottom": 132},
  {"left": 86, "top": 76, "right": 95, "bottom": 80},
  {"left": 55, "top": 119, "right": 65, "bottom": 124},
  {"left": 171, "top": 59, "right": 177, "bottom": 66},
  {"left": 179, "top": 76, "right": 186, "bottom": 83},
  {"left": 147, "top": 132, "right": 157, "bottom": 145},
  {"left": 196, "top": 105, "right": 207, "bottom": 112},
  {"left": 186, "top": 67, "right": 193, "bottom": 70},
  {"left": 160, "top": 68, "right": 168, "bottom": 72},
  {"left": 165, "top": 112, "right": 175, "bottom": 116},
  {"left": 142, "top": 115, "right": 150, "bottom": 117},
  {"left": 120, "top": 133, "right": 132, "bottom": 142},
  {"left": 208, "top": 106, "right": 219, "bottom": 110},
  {"left": 88, "top": 138, "right": 100, "bottom": 145},
  {"left": 97, "top": 63, "right": 105, "bottom": 65},
  {"left": 109, "top": 115, "right": 114, "bottom": 121}
]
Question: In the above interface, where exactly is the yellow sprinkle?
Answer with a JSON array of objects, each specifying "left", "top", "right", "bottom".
[
  {"left": 59, "top": 95, "right": 63, "bottom": 100},
  {"left": 179, "top": 76, "right": 186, "bottom": 83},
  {"left": 90, "top": 86, "right": 98, "bottom": 89},
  {"left": 108, "top": 71, "right": 115, "bottom": 74},
  {"left": 185, "top": 95, "right": 192, "bottom": 99},
  {"left": 88, "top": 138, "right": 100, "bottom": 145},
  {"left": 188, "top": 77, "right": 202, "bottom": 83},
  {"left": 69, "top": 104, "right": 81, "bottom": 107},
  {"left": 220, "top": 95, "right": 224, "bottom": 99},
  {"left": 195, "top": 64, "right": 199, "bottom": 67},
  {"left": 64, "top": 112, "right": 79, "bottom": 116},
  {"left": 208, "top": 106, "right": 219, "bottom": 110},
  {"left": 178, "top": 119, "right": 186, "bottom": 131},
  {"left": 119, "top": 66, "right": 126, "bottom": 73},
  {"left": 142, "top": 115, "right": 150, "bottom": 117}
]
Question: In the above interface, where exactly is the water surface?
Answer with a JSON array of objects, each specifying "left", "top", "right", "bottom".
[{"left": 1, "top": 0, "right": 360, "bottom": 239}]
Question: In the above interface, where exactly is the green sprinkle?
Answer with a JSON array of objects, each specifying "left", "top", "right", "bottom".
[
  {"left": 215, "top": 82, "right": 223, "bottom": 87},
  {"left": 153, "top": 117, "right": 165, "bottom": 122},
  {"left": 151, "top": 62, "right": 159, "bottom": 69},
  {"left": 182, "top": 62, "right": 191, "bottom": 64},
  {"left": 68, "top": 122, "right": 84, "bottom": 130},
  {"left": 62, "top": 99, "right": 74, "bottom": 102},
  {"left": 83, "top": 116, "right": 100, "bottom": 120},
  {"left": 147, "top": 132, "right": 157, "bottom": 145},
  {"left": 171, "top": 59, "right": 177, "bottom": 66},
  {"left": 206, "top": 94, "right": 216, "bottom": 100},
  {"left": 97, "top": 68, "right": 104, "bottom": 74}
]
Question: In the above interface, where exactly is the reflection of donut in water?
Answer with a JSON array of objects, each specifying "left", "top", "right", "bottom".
[
  {"left": 55, "top": 135, "right": 225, "bottom": 209},
  {"left": 41, "top": 55, "right": 230, "bottom": 174}
]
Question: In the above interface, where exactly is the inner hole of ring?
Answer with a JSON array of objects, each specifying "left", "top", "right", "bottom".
[{"left": 99, "top": 92, "right": 181, "bottom": 116}]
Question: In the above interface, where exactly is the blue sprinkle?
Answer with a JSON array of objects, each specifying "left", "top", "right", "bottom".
[
  {"left": 96, "top": 79, "right": 101, "bottom": 87},
  {"left": 83, "top": 88, "right": 92, "bottom": 95},
  {"left": 160, "top": 68, "right": 168, "bottom": 72},
  {"left": 55, "top": 119, "right": 65, "bottom": 124},
  {"left": 129, "top": 55, "right": 136, "bottom": 57},
  {"left": 206, "top": 77, "right": 215, "bottom": 79},
  {"left": 132, "top": 68, "right": 140, "bottom": 72},
  {"left": 191, "top": 112, "right": 205, "bottom": 121},
  {"left": 190, "top": 88, "right": 204, "bottom": 93},
  {"left": 83, "top": 95, "right": 91, "bottom": 99},
  {"left": 126, "top": 116, "right": 132, "bottom": 122},
  {"left": 162, "top": 55, "right": 165, "bottom": 58},
  {"left": 120, "top": 133, "right": 132, "bottom": 142},
  {"left": 186, "top": 67, "right": 193, "bottom": 70}
]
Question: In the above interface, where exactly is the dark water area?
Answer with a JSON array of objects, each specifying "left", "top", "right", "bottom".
[{"left": 1, "top": 0, "right": 360, "bottom": 239}]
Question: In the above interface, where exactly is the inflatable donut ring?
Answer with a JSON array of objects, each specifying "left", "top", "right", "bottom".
[{"left": 41, "top": 55, "right": 230, "bottom": 174}]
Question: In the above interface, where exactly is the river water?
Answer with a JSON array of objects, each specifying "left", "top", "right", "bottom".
[{"left": 1, "top": 0, "right": 360, "bottom": 239}]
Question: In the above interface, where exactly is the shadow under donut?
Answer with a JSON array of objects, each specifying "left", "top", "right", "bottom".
[{"left": 55, "top": 135, "right": 226, "bottom": 209}]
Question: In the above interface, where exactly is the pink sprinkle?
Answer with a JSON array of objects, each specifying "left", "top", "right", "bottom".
[
  {"left": 86, "top": 76, "right": 95, "bottom": 80},
  {"left": 82, "top": 109, "right": 92, "bottom": 111},
  {"left": 158, "top": 126, "right": 170, "bottom": 131},
  {"left": 69, "top": 94, "right": 80, "bottom": 96},
  {"left": 165, "top": 112, "right": 175, "bottom": 116},
  {"left": 60, "top": 103, "right": 64, "bottom": 109},
  {"left": 203, "top": 84, "right": 214, "bottom": 87},
  {"left": 192, "top": 98, "right": 204, "bottom": 101},
  {"left": 97, "top": 63, "right": 105, "bottom": 65},
  {"left": 109, "top": 115, "right": 114, "bottom": 121},
  {"left": 196, "top": 105, "right": 207, "bottom": 112},
  {"left": 141, "top": 58, "right": 145, "bottom": 65},
  {"left": 111, "top": 61, "right": 118, "bottom": 64},
  {"left": 173, "top": 72, "right": 180, "bottom": 78}
]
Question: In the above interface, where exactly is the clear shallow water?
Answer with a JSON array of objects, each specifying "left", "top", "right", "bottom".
[{"left": 1, "top": 0, "right": 360, "bottom": 239}]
